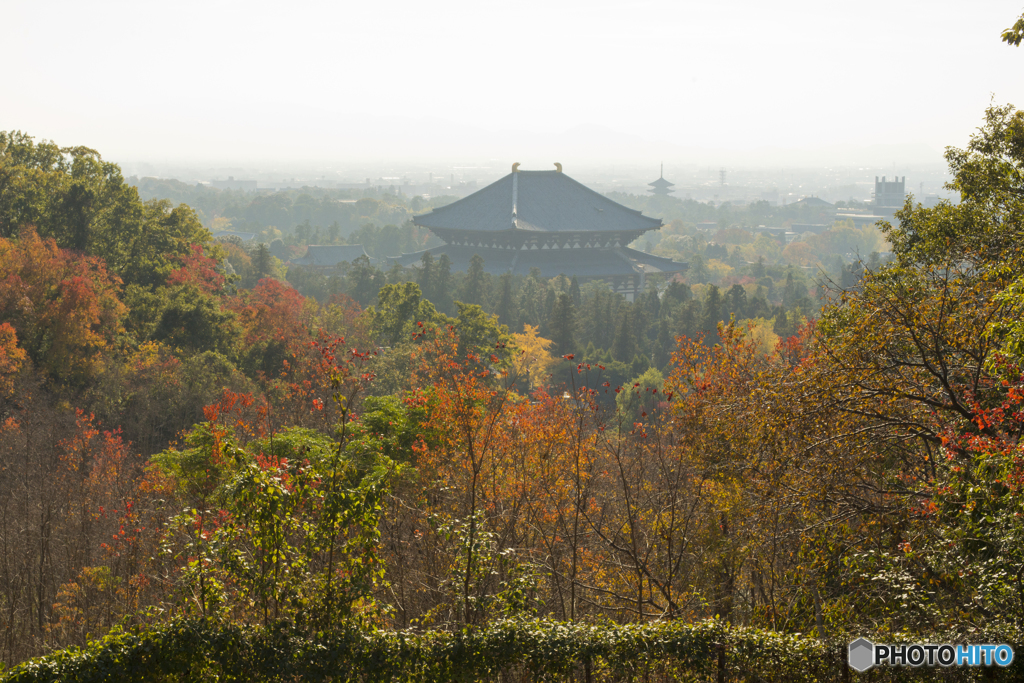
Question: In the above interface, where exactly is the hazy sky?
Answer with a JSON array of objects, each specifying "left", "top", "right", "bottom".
[{"left": 5, "top": 0, "right": 1023, "bottom": 167}]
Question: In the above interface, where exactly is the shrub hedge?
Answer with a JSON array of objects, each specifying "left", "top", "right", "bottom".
[{"left": 4, "top": 617, "right": 1022, "bottom": 682}]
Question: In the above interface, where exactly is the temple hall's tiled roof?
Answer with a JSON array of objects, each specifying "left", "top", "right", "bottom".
[
  {"left": 412, "top": 169, "right": 662, "bottom": 234},
  {"left": 292, "top": 245, "right": 369, "bottom": 267}
]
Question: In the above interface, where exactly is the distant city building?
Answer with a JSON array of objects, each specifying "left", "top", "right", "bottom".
[
  {"left": 874, "top": 176, "right": 906, "bottom": 209},
  {"left": 392, "top": 163, "right": 686, "bottom": 301},
  {"left": 834, "top": 212, "right": 888, "bottom": 229},
  {"left": 866, "top": 175, "right": 908, "bottom": 225},
  {"left": 210, "top": 176, "right": 258, "bottom": 191},
  {"left": 292, "top": 245, "right": 371, "bottom": 271},
  {"left": 258, "top": 180, "right": 361, "bottom": 191},
  {"left": 648, "top": 164, "right": 675, "bottom": 196},
  {"left": 790, "top": 223, "right": 830, "bottom": 234},
  {"left": 751, "top": 226, "right": 799, "bottom": 243},
  {"left": 212, "top": 230, "right": 257, "bottom": 242}
]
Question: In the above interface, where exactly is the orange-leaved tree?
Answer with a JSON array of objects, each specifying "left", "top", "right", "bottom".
[
  {"left": 0, "top": 322, "right": 26, "bottom": 398},
  {"left": 406, "top": 324, "right": 519, "bottom": 624},
  {"left": 225, "top": 277, "right": 318, "bottom": 378},
  {"left": 164, "top": 243, "right": 225, "bottom": 293},
  {"left": 0, "top": 228, "right": 125, "bottom": 383}
]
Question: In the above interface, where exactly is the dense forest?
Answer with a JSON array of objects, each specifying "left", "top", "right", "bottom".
[{"left": 1, "top": 98, "right": 1024, "bottom": 681}]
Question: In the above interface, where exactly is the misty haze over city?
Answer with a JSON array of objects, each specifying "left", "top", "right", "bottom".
[{"left": 6, "top": 0, "right": 1023, "bottom": 195}]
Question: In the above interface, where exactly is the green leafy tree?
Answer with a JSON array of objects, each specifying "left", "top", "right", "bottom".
[
  {"left": 548, "top": 292, "right": 576, "bottom": 356},
  {"left": 417, "top": 251, "right": 436, "bottom": 301},
  {"left": 346, "top": 255, "right": 385, "bottom": 307},
  {"left": 1002, "top": 10, "right": 1024, "bottom": 46},
  {"left": 569, "top": 275, "right": 581, "bottom": 307},
  {"left": 662, "top": 280, "right": 692, "bottom": 316},
  {"left": 0, "top": 133, "right": 211, "bottom": 288},
  {"left": 771, "top": 305, "right": 795, "bottom": 339},
  {"left": 543, "top": 287, "right": 556, "bottom": 328},
  {"left": 615, "top": 366, "right": 664, "bottom": 421},
  {"left": 726, "top": 284, "right": 747, "bottom": 319},
  {"left": 674, "top": 299, "right": 702, "bottom": 340},
  {"left": 344, "top": 396, "right": 421, "bottom": 468},
  {"left": 494, "top": 272, "right": 518, "bottom": 330},
  {"left": 366, "top": 281, "right": 423, "bottom": 346},
  {"left": 611, "top": 307, "right": 636, "bottom": 363},
  {"left": 751, "top": 256, "right": 766, "bottom": 278},
  {"left": 654, "top": 317, "right": 672, "bottom": 369},
  {"left": 155, "top": 417, "right": 393, "bottom": 629},
  {"left": 366, "top": 282, "right": 450, "bottom": 348},
  {"left": 639, "top": 286, "right": 660, "bottom": 320},
  {"left": 252, "top": 243, "right": 274, "bottom": 281},
  {"left": 385, "top": 260, "right": 406, "bottom": 285},
  {"left": 453, "top": 301, "right": 512, "bottom": 365},
  {"left": 286, "top": 265, "right": 329, "bottom": 301},
  {"left": 460, "top": 253, "right": 487, "bottom": 306},
  {"left": 689, "top": 253, "right": 710, "bottom": 284},
  {"left": 799, "top": 105, "right": 1024, "bottom": 630},
  {"left": 152, "top": 285, "right": 239, "bottom": 356},
  {"left": 434, "top": 253, "right": 455, "bottom": 315},
  {"left": 519, "top": 275, "right": 543, "bottom": 329},
  {"left": 701, "top": 285, "right": 724, "bottom": 334},
  {"left": 747, "top": 286, "right": 771, "bottom": 320}
]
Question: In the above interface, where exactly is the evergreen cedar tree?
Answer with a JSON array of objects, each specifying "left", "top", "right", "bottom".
[{"left": 4, "top": 99, "right": 1024, "bottom": 678}]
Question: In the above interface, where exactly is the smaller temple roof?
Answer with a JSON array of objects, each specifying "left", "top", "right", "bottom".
[
  {"left": 413, "top": 167, "right": 662, "bottom": 234},
  {"left": 212, "top": 230, "right": 257, "bottom": 242},
  {"left": 793, "top": 196, "right": 833, "bottom": 207},
  {"left": 292, "top": 245, "right": 369, "bottom": 267},
  {"left": 621, "top": 247, "right": 686, "bottom": 274},
  {"left": 388, "top": 245, "right": 685, "bottom": 280}
]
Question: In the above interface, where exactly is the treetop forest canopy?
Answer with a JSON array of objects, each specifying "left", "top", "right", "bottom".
[{"left": 2, "top": 95, "right": 1024, "bottom": 680}]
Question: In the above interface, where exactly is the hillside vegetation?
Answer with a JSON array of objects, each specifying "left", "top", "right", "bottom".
[{"left": 1, "top": 104, "right": 1024, "bottom": 681}]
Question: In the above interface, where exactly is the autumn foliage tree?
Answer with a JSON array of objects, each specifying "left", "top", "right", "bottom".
[
  {"left": 226, "top": 277, "right": 318, "bottom": 378},
  {"left": 403, "top": 326, "right": 518, "bottom": 624},
  {"left": 806, "top": 104, "right": 1024, "bottom": 631},
  {"left": 0, "top": 402, "right": 153, "bottom": 664},
  {"left": 0, "top": 132, "right": 211, "bottom": 288},
  {"left": 509, "top": 324, "right": 557, "bottom": 390},
  {"left": 165, "top": 243, "right": 225, "bottom": 293},
  {"left": 0, "top": 228, "right": 125, "bottom": 383},
  {"left": 0, "top": 322, "right": 26, "bottom": 398}
]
